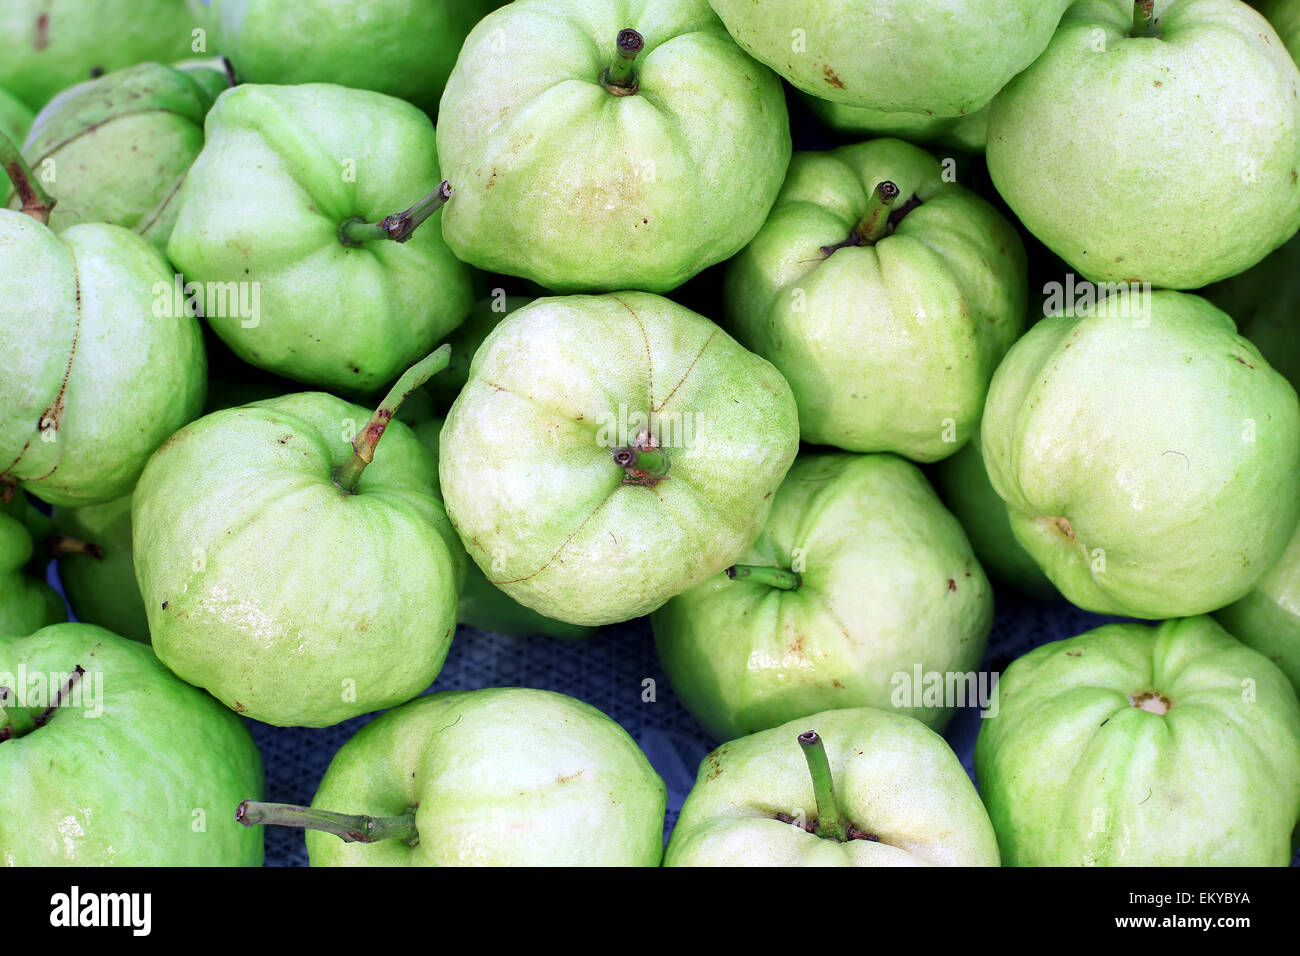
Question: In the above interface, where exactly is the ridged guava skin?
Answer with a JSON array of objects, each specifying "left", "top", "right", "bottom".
[
  {"left": 52, "top": 494, "right": 150, "bottom": 643},
  {"left": 665, "top": 708, "right": 1000, "bottom": 866},
  {"left": 987, "top": 0, "right": 1300, "bottom": 289},
  {"left": 707, "top": 0, "right": 1070, "bottom": 115},
  {"left": 931, "top": 428, "right": 1057, "bottom": 600},
  {"left": 438, "top": 293, "right": 801, "bottom": 627},
  {"left": 974, "top": 617, "right": 1300, "bottom": 866},
  {"left": 17, "top": 61, "right": 226, "bottom": 251},
  {"left": 166, "top": 83, "right": 473, "bottom": 393},
  {"left": 724, "top": 138, "right": 1026, "bottom": 461},
  {"left": 210, "top": 0, "right": 502, "bottom": 113},
  {"left": 304, "top": 688, "right": 666, "bottom": 866},
  {"left": 1215, "top": 521, "right": 1300, "bottom": 694},
  {"left": 0, "top": 0, "right": 203, "bottom": 111},
  {"left": 981, "top": 291, "right": 1300, "bottom": 619},
  {"left": 436, "top": 0, "right": 791, "bottom": 293},
  {"left": 0, "top": 214, "right": 207, "bottom": 507},
  {"left": 0, "top": 623, "right": 265, "bottom": 866},
  {"left": 132, "top": 392, "right": 461, "bottom": 728},
  {"left": 652, "top": 454, "right": 992, "bottom": 742}
]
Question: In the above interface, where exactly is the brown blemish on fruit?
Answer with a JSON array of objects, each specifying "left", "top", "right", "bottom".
[
  {"left": 1066, "top": 650, "right": 1082, "bottom": 657},
  {"left": 233, "top": 701, "right": 247, "bottom": 714},
  {"left": 33, "top": 13, "right": 49, "bottom": 50},
  {"left": 1233, "top": 355, "right": 1255, "bottom": 368},
  {"left": 555, "top": 769, "right": 585, "bottom": 784},
  {"left": 161, "top": 601, "right": 170, "bottom": 610},
  {"left": 947, "top": 578, "right": 957, "bottom": 592},
  {"left": 822, "top": 63, "right": 845, "bottom": 89}
]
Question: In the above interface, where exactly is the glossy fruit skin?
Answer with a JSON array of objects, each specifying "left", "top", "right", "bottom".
[
  {"left": 305, "top": 688, "right": 667, "bottom": 866},
  {"left": 931, "top": 427, "right": 1057, "bottom": 600},
  {"left": 0, "top": 623, "right": 264, "bottom": 865},
  {"left": 167, "top": 83, "right": 473, "bottom": 393},
  {"left": 439, "top": 292, "right": 800, "bottom": 627},
  {"left": 666, "top": 707, "right": 1000, "bottom": 866},
  {"left": 437, "top": 0, "right": 791, "bottom": 293},
  {"left": 51, "top": 495, "right": 149, "bottom": 643},
  {"left": 1215, "top": 521, "right": 1300, "bottom": 694},
  {"left": 0, "top": 214, "right": 207, "bottom": 507},
  {"left": 987, "top": 0, "right": 1300, "bottom": 289},
  {"left": 17, "top": 61, "right": 226, "bottom": 251},
  {"left": 975, "top": 617, "right": 1300, "bottom": 866},
  {"left": 653, "top": 453, "right": 992, "bottom": 741},
  {"left": 0, "top": 0, "right": 202, "bottom": 111},
  {"left": 981, "top": 291, "right": 1300, "bottom": 619},
  {"left": 724, "top": 138, "right": 1026, "bottom": 461},
  {"left": 132, "top": 392, "right": 461, "bottom": 727},
  {"left": 210, "top": 0, "right": 502, "bottom": 113},
  {"left": 707, "top": 0, "right": 1070, "bottom": 115},
  {"left": 0, "top": 497, "right": 66, "bottom": 637},
  {"left": 805, "top": 97, "right": 988, "bottom": 153}
]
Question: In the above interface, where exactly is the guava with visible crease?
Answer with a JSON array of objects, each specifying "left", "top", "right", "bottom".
[
  {"left": 986, "top": 0, "right": 1300, "bottom": 289},
  {"left": 438, "top": 292, "right": 800, "bottom": 627},
  {"left": 724, "top": 138, "right": 1026, "bottom": 461},
  {"left": 132, "top": 349, "right": 463, "bottom": 727},
  {"left": 13, "top": 59, "right": 229, "bottom": 252},
  {"left": 0, "top": 622, "right": 265, "bottom": 866},
  {"left": 235, "top": 687, "right": 666, "bottom": 866},
  {"left": 166, "top": 82, "right": 473, "bottom": 393},
  {"left": 652, "top": 452, "right": 992, "bottom": 742},
  {"left": 980, "top": 290, "right": 1300, "bottom": 619},
  {"left": 0, "top": 139, "right": 207, "bottom": 508},
  {"left": 665, "top": 709, "right": 1000, "bottom": 866},
  {"left": 436, "top": 0, "right": 791, "bottom": 293},
  {"left": 975, "top": 616, "right": 1300, "bottom": 866}
]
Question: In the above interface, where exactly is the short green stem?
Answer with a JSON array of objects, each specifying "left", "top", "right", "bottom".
[
  {"left": 1132, "top": 1, "right": 1157, "bottom": 37},
  {"left": 612, "top": 446, "right": 669, "bottom": 479},
  {"left": 0, "top": 129, "right": 56, "bottom": 225},
  {"left": 338, "top": 181, "right": 452, "bottom": 246},
  {"left": 236, "top": 801, "right": 420, "bottom": 846},
  {"left": 334, "top": 345, "right": 451, "bottom": 494},
  {"left": 821, "top": 180, "right": 899, "bottom": 256},
  {"left": 601, "top": 29, "right": 644, "bottom": 94},
  {"left": 727, "top": 565, "right": 802, "bottom": 590},
  {"left": 799, "top": 730, "right": 849, "bottom": 842}
]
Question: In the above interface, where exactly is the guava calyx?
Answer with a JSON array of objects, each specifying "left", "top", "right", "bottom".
[
  {"left": 1129, "top": 690, "right": 1173, "bottom": 715},
  {"left": 613, "top": 443, "right": 669, "bottom": 486}
]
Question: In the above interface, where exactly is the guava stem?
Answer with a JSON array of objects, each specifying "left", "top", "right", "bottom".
[
  {"left": 45, "top": 533, "right": 104, "bottom": 560},
  {"left": 1132, "top": 0, "right": 1157, "bottom": 36},
  {"left": 726, "top": 565, "right": 802, "bottom": 590},
  {"left": 821, "top": 180, "right": 899, "bottom": 256},
  {"left": 601, "top": 29, "right": 645, "bottom": 94},
  {"left": 798, "top": 731, "right": 849, "bottom": 843},
  {"left": 33, "top": 666, "right": 86, "bottom": 729},
  {"left": 337, "top": 182, "right": 452, "bottom": 246},
  {"left": 334, "top": 345, "right": 451, "bottom": 494},
  {"left": 612, "top": 446, "right": 669, "bottom": 478},
  {"left": 0, "top": 129, "right": 56, "bottom": 225},
  {"left": 235, "top": 800, "right": 419, "bottom": 845}
]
